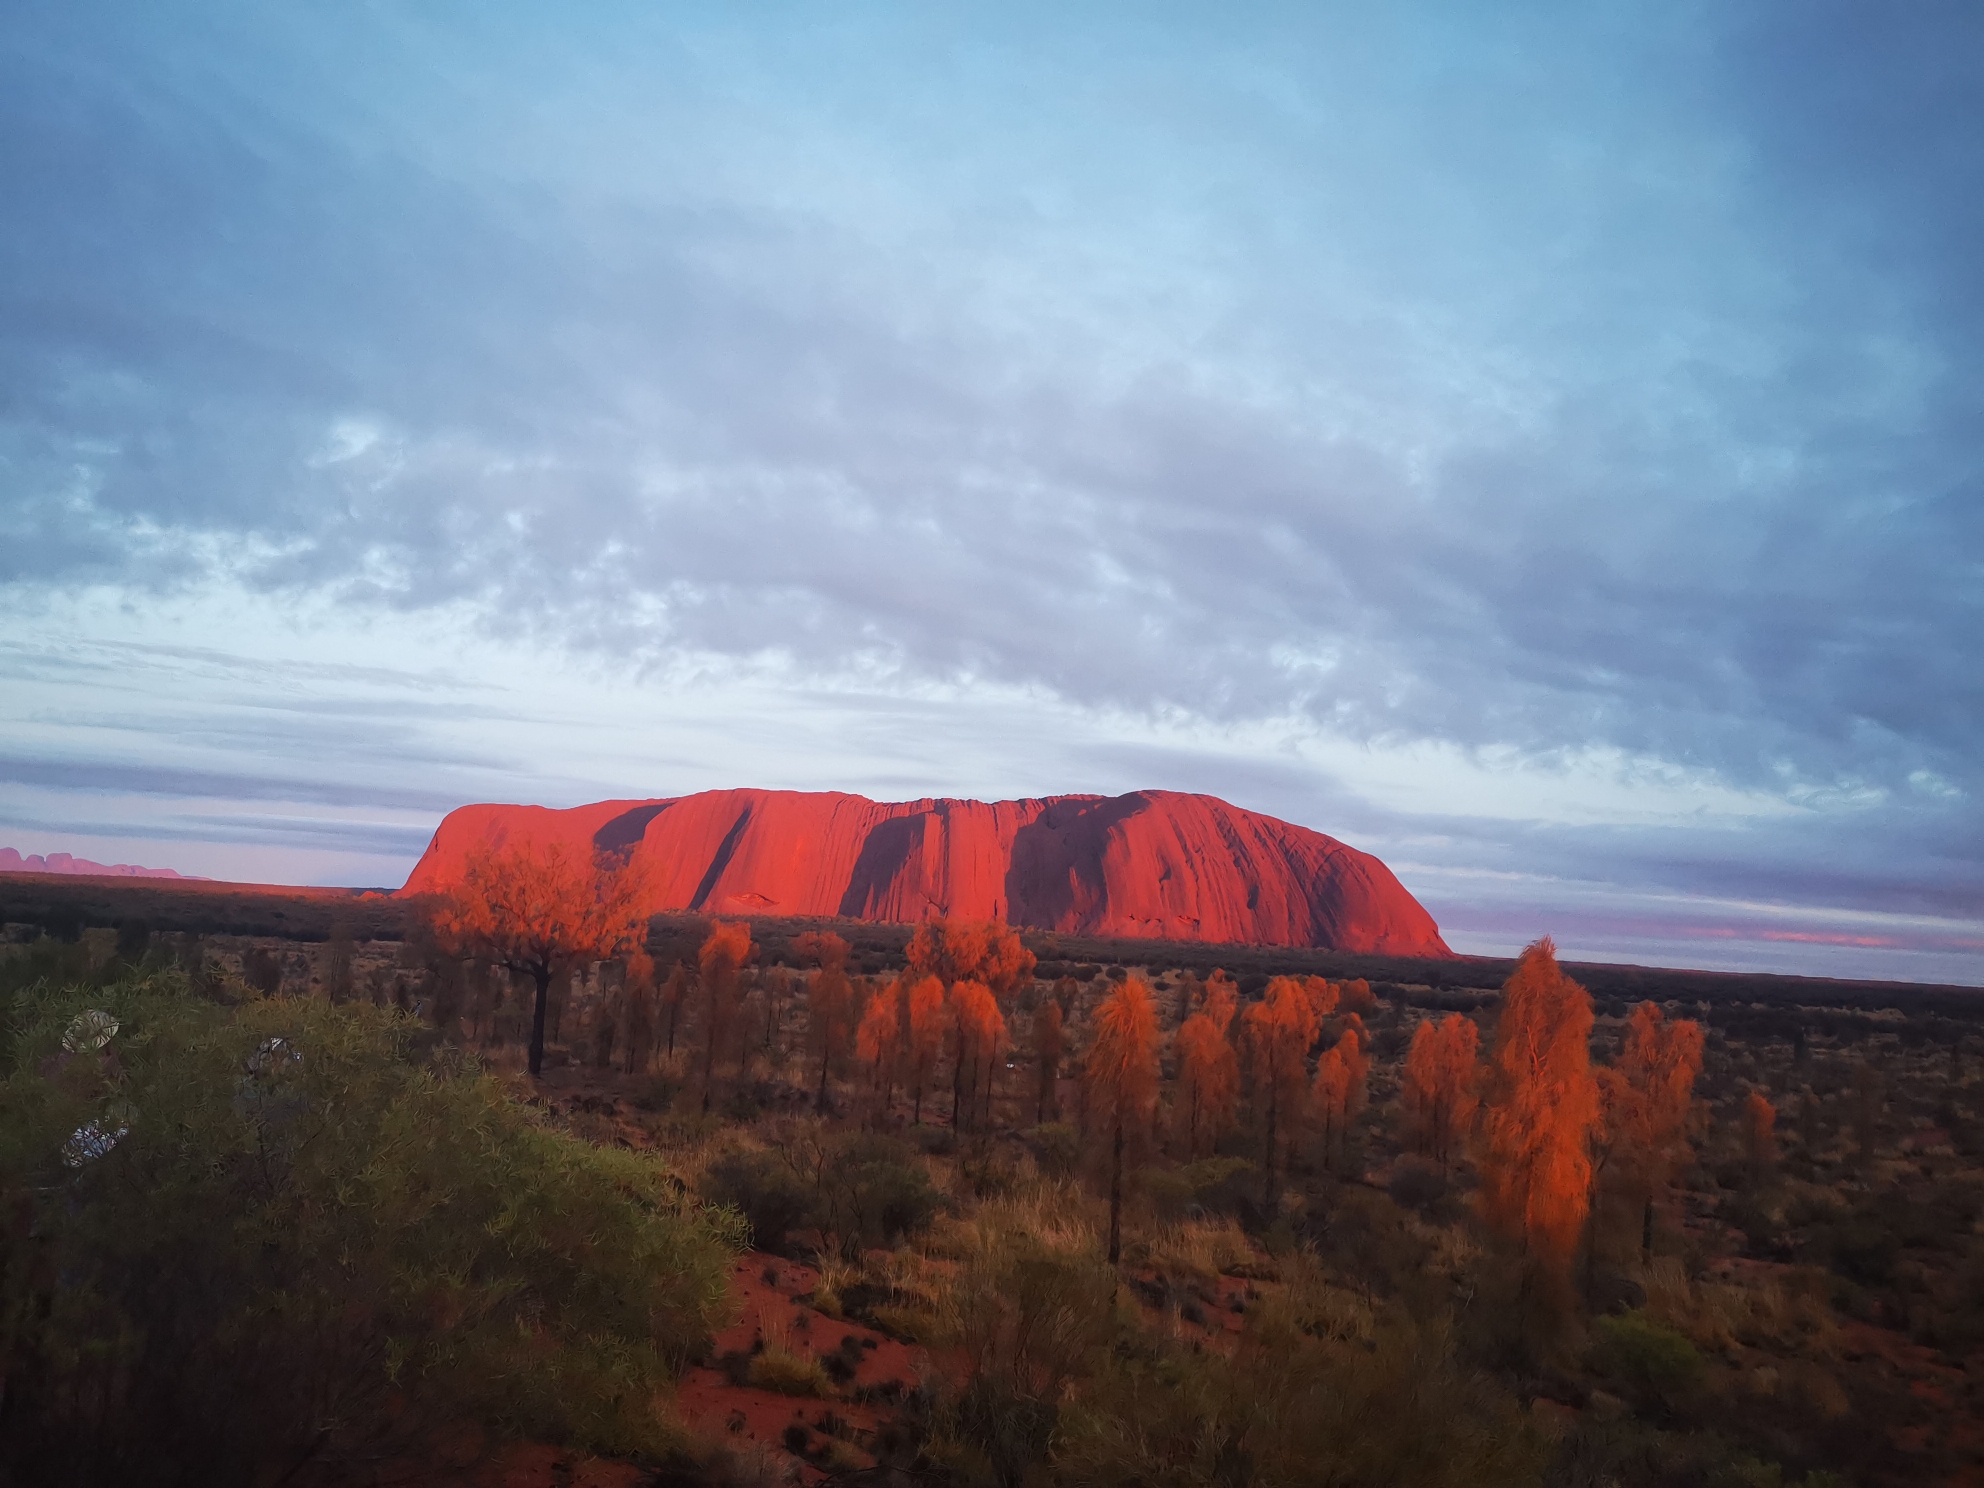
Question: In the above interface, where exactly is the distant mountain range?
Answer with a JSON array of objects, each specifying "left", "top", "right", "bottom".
[
  {"left": 402, "top": 787, "right": 1453, "bottom": 956},
  {"left": 0, "top": 848, "right": 204, "bottom": 880}
]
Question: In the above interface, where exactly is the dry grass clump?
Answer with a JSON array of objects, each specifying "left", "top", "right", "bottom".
[
  {"left": 1274, "top": 1251, "right": 1380, "bottom": 1346},
  {"left": 863, "top": 1247, "right": 961, "bottom": 1344},
  {"left": 809, "top": 1250, "right": 857, "bottom": 1318},
  {"left": 1637, "top": 1258, "right": 1838, "bottom": 1358},
  {"left": 1135, "top": 1215, "right": 1255, "bottom": 1280},
  {"left": 925, "top": 1176, "right": 1101, "bottom": 1265},
  {"left": 747, "top": 1314, "right": 830, "bottom": 1397}
]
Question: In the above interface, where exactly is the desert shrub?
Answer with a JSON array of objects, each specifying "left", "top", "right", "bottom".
[
  {"left": 1138, "top": 1215, "right": 1255, "bottom": 1280},
  {"left": 697, "top": 1134, "right": 941, "bottom": 1258},
  {"left": 699, "top": 1149, "right": 814, "bottom": 1252},
  {"left": 1056, "top": 1292, "right": 1543, "bottom": 1488},
  {"left": 815, "top": 1133, "right": 944, "bottom": 1254},
  {"left": 1825, "top": 1218, "right": 1898, "bottom": 1286},
  {"left": 940, "top": 1244, "right": 1119, "bottom": 1486},
  {"left": 748, "top": 1316, "right": 829, "bottom": 1397},
  {"left": 1592, "top": 1313, "right": 1705, "bottom": 1409},
  {"left": 0, "top": 973, "right": 741, "bottom": 1487},
  {"left": 0, "top": 937, "right": 120, "bottom": 1007},
  {"left": 1025, "top": 1121, "right": 1081, "bottom": 1177}
]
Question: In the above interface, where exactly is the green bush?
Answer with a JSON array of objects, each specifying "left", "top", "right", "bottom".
[
  {"left": 1056, "top": 1285, "right": 1543, "bottom": 1488},
  {"left": 1592, "top": 1312, "right": 1706, "bottom": 1407},
  {"left": 1025, "top": 1121, "right": 1081, "bottom": 1178},
  {"left": 815, "top": 1133, "right": 945, "bottom": 1254},
  {"left": 697, "top": 1134, "right": 940, "bottom": 1258},
  {"left": 0, "top": 972, "right": 742, "bottom": 1486},
  {"left": 699, "top": 1149, "right": 815, "bottom": 1251}
]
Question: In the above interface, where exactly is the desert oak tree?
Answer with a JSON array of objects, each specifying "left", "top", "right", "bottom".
[{"left": 429, "top": 832, "right": 652, "bottom": 1078}]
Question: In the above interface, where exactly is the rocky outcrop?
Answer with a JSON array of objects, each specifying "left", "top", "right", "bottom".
[
  {"left": 0, "top": 847, "right": 199, "bottom": 880},
  {"left": 399, "top": 788, "right": 1452, "bottom": 956}
]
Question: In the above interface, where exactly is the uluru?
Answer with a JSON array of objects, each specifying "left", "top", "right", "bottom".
[{"left": 399, "top": 788, "right": 1452, "bottom": 956}]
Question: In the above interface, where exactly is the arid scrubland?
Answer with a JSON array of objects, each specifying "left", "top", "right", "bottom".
[{"left": 7, "top": 875, "right": 1984, "bottom": 1486}]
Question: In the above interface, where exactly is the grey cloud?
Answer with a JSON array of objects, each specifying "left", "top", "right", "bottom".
[
  {"left": 1, "top": 1, "right": 1978, "bottom": 971},
  {"left": 0, "top": 756, "right": 467, "bottom": 815}
]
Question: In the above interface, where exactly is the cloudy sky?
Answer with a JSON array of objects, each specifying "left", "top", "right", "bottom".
[{"left": 3, "top": 2, "right": 1980, "bottom": 983}]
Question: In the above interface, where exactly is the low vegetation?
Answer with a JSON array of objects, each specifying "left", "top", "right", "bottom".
[{"left": 5, "top": 866, "right": 1983, "bottom": 1486}]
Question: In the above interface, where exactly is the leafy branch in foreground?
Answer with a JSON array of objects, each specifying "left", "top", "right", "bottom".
[{"left": 0, "top": 973, "right": 741, "bottom": 1487}]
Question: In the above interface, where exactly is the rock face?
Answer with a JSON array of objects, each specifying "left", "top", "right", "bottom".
[{"left": 399, "top": 788, "right": 1452, "bottom": 956}]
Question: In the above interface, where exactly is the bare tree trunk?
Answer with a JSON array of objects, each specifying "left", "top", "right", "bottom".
[{"left": 528, "top": 964, "right": 552, "bottom": 1078}]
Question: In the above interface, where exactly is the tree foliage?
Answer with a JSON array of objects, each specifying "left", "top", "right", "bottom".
[
  {"left": 1243, "top": 976, "right": 1321, "bottom": 1209},
  {"left": 427, "top": 831, "right": 652, "bottom": 1077},
  {"left": 1175, "top": 1004, "right": 1239, "bottom": 1159},
  {"left": 1402, "top": 1013, "right": 1480, "bottom": 1174},
  {"left": 949, "top": 978, "right": 1007, "bottom": 1132},
  {"left": 696, "top": 920, "right": 753, "bottom": 1110},
  {"left": 1595, "top": 1001, "right": 1704, "bottom": 1257},
  {"left": 906, "top": 917, "right": 1036, "bottom": 996},
  {"left": 1312, "top": 1020, "right": 1370, "bottom": 1173},
  {"left": 1082, "top": 974, "right": 1161, "bottom": 1267},
  {"left": 1476, "top": 938, "right": 1600, "bottom": 1295}
]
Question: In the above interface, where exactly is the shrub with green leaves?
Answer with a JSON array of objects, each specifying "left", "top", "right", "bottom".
[
  {"left": 1054, "top": 1263, "right": 1544, "bottom": 1488},
  {"left": 814, "top": 1133, "right": 944, "bottom": 1254},
  {"left": 0, "top": 972, "right": 742, "bottom": 1487},
  {"left": 697, "top": 1132, "right": 942, "bottom": 1257},
  {"left": 1592, "top": 1311, "right": 1706, "bottom": 1408},
  {"left": 699, "top": 1148, "right": 816, "bottom": 1251}
]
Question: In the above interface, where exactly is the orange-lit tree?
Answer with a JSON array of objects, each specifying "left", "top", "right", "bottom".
[
  {"left": 1083, "top": 974, "right": 1161, "bottom": 1267},
  {"left": 906, "top": 916, "right": 1037, "bottom": 996},
  {"left": 1202, "top": 971, "right": 1240, "bottom": 1024},
  {"left": 1401, "top": 1013, "right": 1481, "bottom": 1174},
  {"left": 1032, "top": 996, "right": 1065, "bottom": 1124},
  {"left": 1302, "top": 976, "right": 1341, "bottom": 1027},
  {"left": 1312, "top": 1020, "right": 1369, "bottom": 1173},
  {"left": 429, "top": 832, "right": 653, "bottom": 1078},
  {"left": 1595, "top": 1000, "right": 1704, "bottom": 1259},
  {"left": 621, "top": 947, "right": 657, "bottom": 1075},
  {"left": 799, "top": 932, "right": 856, "bottom": 1113},
  {"left": 1743, "top": 1089, "right": 1777, "bottom": 1179},
  {"left": 696, "top": 921, "right": 753, "bottom": 1112},
  {"left": 856, "top": 983, "right": 901, "bottom": 1120},
  {"left": 1476, "top": 937, "right": 1600, "bottom": 1299},
  {"left": 1243, "top": 976, "right": 1321, "bottom": 1209},
  {"left": 904, "top": 974, "right": 947, "bottom": 1125},
  {"left": 948, "top": 979, "right": 1007, "bottom": 1131},
  {"left": 1174, "top": 995, "right": 1240, "bottom": 1158}
]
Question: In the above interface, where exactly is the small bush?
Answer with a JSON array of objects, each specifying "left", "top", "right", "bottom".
[
  {"left": 1827, "top": 1219, "right": 1899, "bottom": 1286},
  {"left": 1026, "top": 1121, "right": 1081, "bottom": 1178},
  {"left": 700, "top": 1150, "right": 814, "bottom": 1252},
  {"left": 1593, "top": 1312, "right": 1706, "bottom": 1407},
  {"left": 814, "top": 1134, "right": 944, "bottom": 1254},
  {"left": 749, "top": 1344, "right": 830, "bottom": 1396}
]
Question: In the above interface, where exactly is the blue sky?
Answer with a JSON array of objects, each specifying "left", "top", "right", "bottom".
[{"left": 3, "top": 2, "right": 1980, "bottom": 982}]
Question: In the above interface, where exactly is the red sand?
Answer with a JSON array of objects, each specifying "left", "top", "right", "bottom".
[{"left": 673, "top": 1252, "right": 932, "bottom": 1480}]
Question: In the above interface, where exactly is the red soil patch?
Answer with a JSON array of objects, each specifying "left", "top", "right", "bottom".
[{"left": 674, "top": 1252, "right": 932, "bottom": 1480}]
